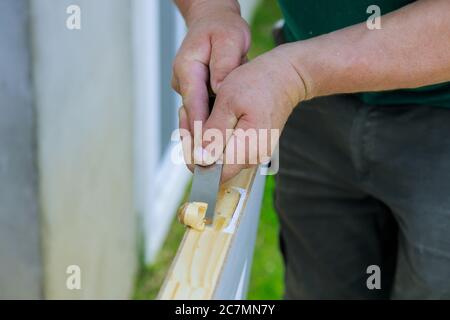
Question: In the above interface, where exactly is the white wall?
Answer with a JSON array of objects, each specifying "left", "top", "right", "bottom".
[{"left": 31, "top": 0, "right": 136, "bottom": 299}]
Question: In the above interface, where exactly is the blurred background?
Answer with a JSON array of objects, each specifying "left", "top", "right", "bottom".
[{"left": 0, "top": 0, "right": 283, "bottom": 299}]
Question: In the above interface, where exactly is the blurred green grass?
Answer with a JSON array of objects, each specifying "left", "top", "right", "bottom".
[{"left": 133, "top": 0, "right": 283, "bottom": 300}]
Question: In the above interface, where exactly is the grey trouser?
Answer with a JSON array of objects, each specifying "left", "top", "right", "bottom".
[{"left": 275, "top": 94, "right": 450, "bottom": 299}]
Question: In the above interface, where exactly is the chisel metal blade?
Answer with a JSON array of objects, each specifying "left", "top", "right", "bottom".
[{"left": 189, "top": 163, "right": 223, "bottom": 225}]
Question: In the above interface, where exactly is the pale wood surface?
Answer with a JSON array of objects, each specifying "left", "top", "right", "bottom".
[
  {"left": 158, "top": 168, "right": 259, "bottom": 299},
  {"left": 177, "top": 202, "right": 207, "bottom": 231}
]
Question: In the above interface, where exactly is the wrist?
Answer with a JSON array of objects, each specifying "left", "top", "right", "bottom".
[
  {"left": 271, "top": 45, "right": 310, "bottom": 109},
  {"left": 276, "top": 43, "right": 317, "bottom": 103},
  {"left": 185, "top": 0, "right": 241, "bottom": 27},
  {"left": 280, "top": 33, "right": 364, "bottom": 101}
]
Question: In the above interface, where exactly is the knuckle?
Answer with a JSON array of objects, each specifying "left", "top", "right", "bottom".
[
  {"left": 172, "top": 55, "right": 185, "bottom": 75},
  {"left": 213, "top": 56, "right": 238, "bottom": 73},
  {"left": 172, "top": 57, "right": 191, "bottom": 87},
  {"left": 212, "top": 28, "right": 245, "bottom": 51}
]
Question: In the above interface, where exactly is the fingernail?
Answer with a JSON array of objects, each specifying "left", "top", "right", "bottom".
[
  {"left": 194, "top": 147, "right": 214, "bottom": 166},
  {"left": 203, "top": 148, "right": 215, "bottom": 166}
]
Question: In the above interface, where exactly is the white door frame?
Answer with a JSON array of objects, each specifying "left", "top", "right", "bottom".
[{"left": 132, "top": 0, "right": 190, "bottom": 263}]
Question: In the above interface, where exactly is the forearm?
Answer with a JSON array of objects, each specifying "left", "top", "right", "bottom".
[
  {"left": 173, "top": 0, "right": 241, "bottom": 26},
  {"left": 282, "top": 0, "right": 450, "bottom": 100}
]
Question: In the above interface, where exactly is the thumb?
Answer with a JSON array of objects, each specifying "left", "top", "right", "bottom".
[{"left": 199, "top": 96, "right": 239, "bottom": 165}]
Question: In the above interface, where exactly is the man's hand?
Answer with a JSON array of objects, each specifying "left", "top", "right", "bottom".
[
  {"left": 202, "top": 47, "right": 306, "bottom": 181},
  {"left": 173, "top": 0, "right": 306, "bottom": 181},
  {"left": 173, "top": 0, "right": 250, "bottom": 139},
  {"left": 174, "top": 0, "right": 450, "bottom": 182}
]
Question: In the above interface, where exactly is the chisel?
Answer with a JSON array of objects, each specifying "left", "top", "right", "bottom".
[{"left": 188, "top": 95, "right": 223, "bottom": 225}]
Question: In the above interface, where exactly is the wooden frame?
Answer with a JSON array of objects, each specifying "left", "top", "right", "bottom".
[{"left": 158, "top": 167, "right": 263, "bottom": 299}]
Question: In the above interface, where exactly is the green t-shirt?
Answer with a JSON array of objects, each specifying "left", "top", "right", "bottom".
[{"left": 277, "top": 0, "right": 450, "bottom": 108}]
